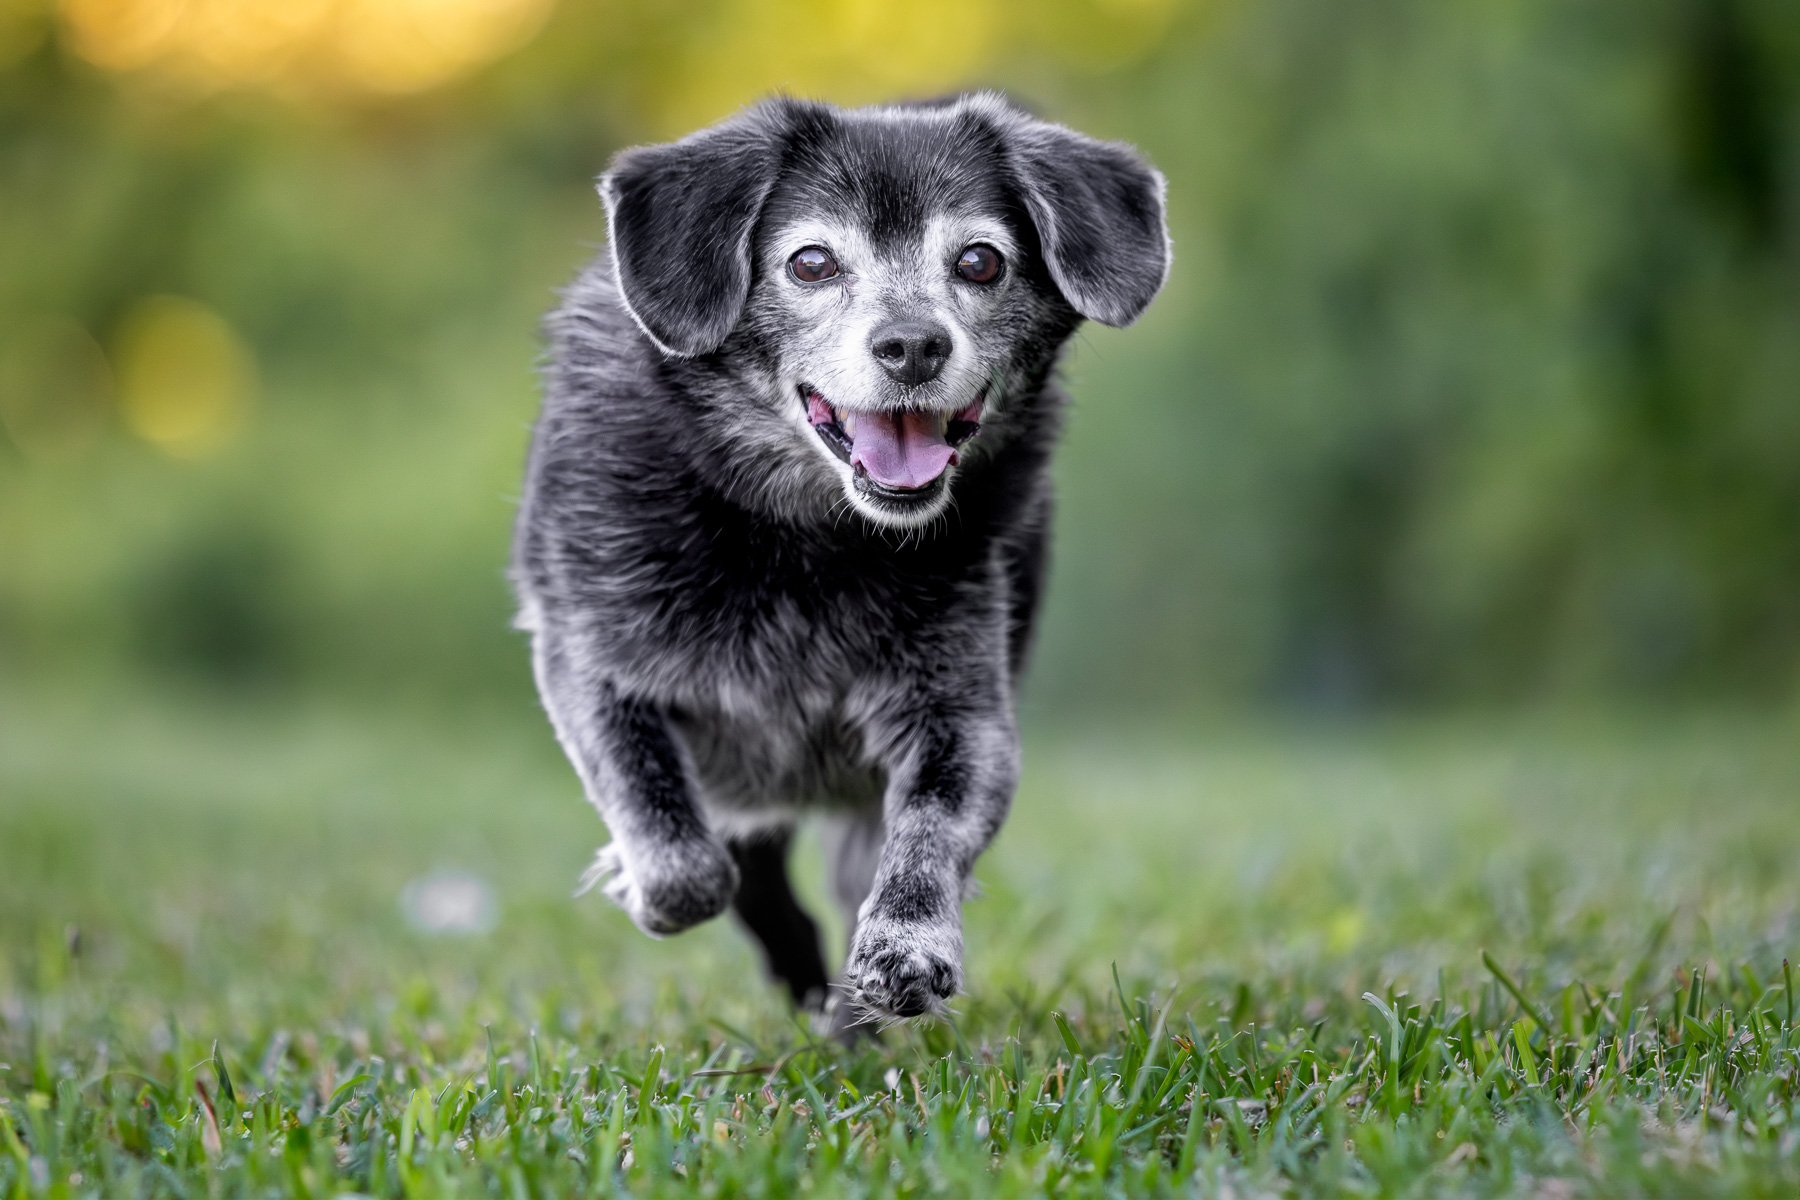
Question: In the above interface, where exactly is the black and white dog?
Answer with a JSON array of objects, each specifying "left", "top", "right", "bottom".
[{"left": 512, "top": 93, "right": 1168, "bottom": 1024}]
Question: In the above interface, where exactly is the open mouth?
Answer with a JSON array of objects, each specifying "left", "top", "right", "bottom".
[{"left": 802, "top": 386, "right": 983, "bottom": 495}]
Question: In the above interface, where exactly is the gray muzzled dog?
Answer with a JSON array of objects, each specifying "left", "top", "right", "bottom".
[{"left": 512, "top": 93, "right": 1169, "bottom": 1026}]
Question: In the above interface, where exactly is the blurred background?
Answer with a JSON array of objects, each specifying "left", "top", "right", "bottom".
[{"left": 1, "top": 0, "right": 1797, "bottom": 721}]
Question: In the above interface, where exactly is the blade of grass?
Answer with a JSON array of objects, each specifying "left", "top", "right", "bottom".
[
  {"left": 1052, "top": 1011, "right": 1085, "bottom": 1060},
  {"left": 1482, "top": 952, "right": 1552, "bottom": 1033},
  {"left": 210, "top": 1040, "right": 236, "bottom": 1114}
]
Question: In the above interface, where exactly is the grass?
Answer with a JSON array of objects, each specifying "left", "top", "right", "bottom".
[{"left": 3, "top": 684, "right": 1800, "bottom": 1196}]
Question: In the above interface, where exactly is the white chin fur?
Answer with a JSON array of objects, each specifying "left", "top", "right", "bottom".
[{"left": 840, "top": 468, "right": 956, "bottom": 530}]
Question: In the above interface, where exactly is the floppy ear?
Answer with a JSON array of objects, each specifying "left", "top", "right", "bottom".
[
  {"left": 999, "top": 110, "right": 1171, "bottom": 328},
  {"left": 600, "top": 105, "right": 793, "bottom": 357}
]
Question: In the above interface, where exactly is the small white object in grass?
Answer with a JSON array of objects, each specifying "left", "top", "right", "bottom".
[{"left": 400, "top": 873, "right": 497, "bottom": 934}]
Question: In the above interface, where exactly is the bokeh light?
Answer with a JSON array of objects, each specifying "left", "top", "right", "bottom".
[
  {"left": 57, "top": 0, "right": 554, "bottom": 93},
  {"left": 39, "top": 0, "right": 1188, "bottom": 112},
  {"left": 113, "top": 295, "right": 256, "bottom": 460}
]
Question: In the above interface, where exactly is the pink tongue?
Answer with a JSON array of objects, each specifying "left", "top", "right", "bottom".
[{"left": 848, "top": 409, "right": 955, "bottom": 489}]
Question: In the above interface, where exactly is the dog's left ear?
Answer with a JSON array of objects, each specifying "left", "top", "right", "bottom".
[
  {"left": 998, "top": 110, "right": 1171, "bottom": 328},
  {"left": 600, "top": 104, "right": 796, "bottom": 357}
]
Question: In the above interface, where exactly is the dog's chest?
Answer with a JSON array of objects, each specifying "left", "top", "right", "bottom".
[
  {"left": 615, "top": 504, "right": 975, "bottom": 786},
  {"left": 594, "top": 496, "right": 971, "bottom": 693},
  {"left": 614, "top": 518, "right": 959, "bottom": 813}
]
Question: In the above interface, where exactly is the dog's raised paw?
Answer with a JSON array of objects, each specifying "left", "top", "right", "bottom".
[
  {"left": 844, "top": 920, "right": 962, "bottom": 1020},
  {"left": 575, "top": 839, "right": 737, "bottom": 937}
]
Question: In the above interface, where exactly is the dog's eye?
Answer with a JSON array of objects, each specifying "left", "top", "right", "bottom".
[
  {"left": 954, "top": 244, "right": 1002, "bottom": 284},
  {"left": 790, "top": 246, "right": 839, "bottom": 284}
]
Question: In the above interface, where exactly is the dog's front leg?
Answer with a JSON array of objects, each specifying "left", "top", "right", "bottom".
[
  {"left": 843, "top": 702, "right": 1019, "bottom": 1019},
  {"left": 532, "top": 623, "right": 737, "bottom": 936}
]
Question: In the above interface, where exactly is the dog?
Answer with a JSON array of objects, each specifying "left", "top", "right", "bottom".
[{"left": 511, "top": 93, "right": 1168, "bottom": 1025}]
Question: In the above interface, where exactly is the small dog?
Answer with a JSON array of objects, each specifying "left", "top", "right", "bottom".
[{"left": 512, "top": 93, "right": 1168, "bottom": 1025}]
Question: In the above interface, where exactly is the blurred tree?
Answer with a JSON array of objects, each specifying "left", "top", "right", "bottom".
[{"left": 1033, "top": 0, "right": 1800, "bottom": 711}]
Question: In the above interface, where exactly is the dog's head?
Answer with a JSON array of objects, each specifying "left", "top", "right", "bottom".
[{"left": 599, "top": 94, "right": 1170, "bottom": 528}]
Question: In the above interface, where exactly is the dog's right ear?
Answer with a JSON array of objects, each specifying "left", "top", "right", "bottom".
[{"left": 600, "top": 106, "right": 793, "bottom": 358}]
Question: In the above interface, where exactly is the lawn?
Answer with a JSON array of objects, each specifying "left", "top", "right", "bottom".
[{"left": 2, "top": 684, "right": 1798, "bottom": 1196}]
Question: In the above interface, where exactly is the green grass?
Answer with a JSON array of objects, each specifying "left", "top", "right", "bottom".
[{"left": 4, "top": 685, "right": 1800, "bottom": 1196}]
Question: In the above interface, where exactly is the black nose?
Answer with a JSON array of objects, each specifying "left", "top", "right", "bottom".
[{"left": 869, "top": 320, "right": 952, "bottom": 386}]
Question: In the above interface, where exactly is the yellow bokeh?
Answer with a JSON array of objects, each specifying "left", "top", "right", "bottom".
[
  {"left": 57, "top": 0, "right": 553, "bottom": 93},
  {"left": 333, "top": 0, "right": 554, "bottom": 92},
  {"left": 114, "top": 295, "right": 256, "bottom": 460},
  {"left": 48, "top": 0, "right": 1186, "bottom": 107}
]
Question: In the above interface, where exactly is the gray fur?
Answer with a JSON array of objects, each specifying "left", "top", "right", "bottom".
[{"left": 513, "top": 92, "right": 1168, "bottom": 1023}]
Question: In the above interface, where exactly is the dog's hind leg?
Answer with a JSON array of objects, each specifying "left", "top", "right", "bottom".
[
  {"left": 728, "top": 831, "right": 829, "bottom": 1012},
  {"left": 821, "top": 812, "right": 884, "bottom": 946},
  {"left": 819, "top": 812, "right": 885, "bottom": 1033}
]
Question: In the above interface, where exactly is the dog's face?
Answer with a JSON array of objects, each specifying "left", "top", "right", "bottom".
[
  {"left": 601, "top": 95, "right": 1170, "bottom": 527},
  {"left": 740, "top": 120, "right": 1064, "bottom": 525}
]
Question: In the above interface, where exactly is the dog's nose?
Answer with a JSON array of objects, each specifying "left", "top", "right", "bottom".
[{"left": 869, "top": 321, "right": 952, "bottom": 386}]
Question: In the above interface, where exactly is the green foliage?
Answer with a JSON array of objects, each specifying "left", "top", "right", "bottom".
[
  {"left": 4, "top": 689, "right": 1800, "bottom": 1193},
  {"left": 1040, "top": 0, "right": 1800, "bottom": 709}
]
